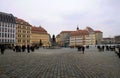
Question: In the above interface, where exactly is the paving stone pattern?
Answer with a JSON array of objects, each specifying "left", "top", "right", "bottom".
[{"left": 0, "top": 47, "right": 120, "bottom": 78}]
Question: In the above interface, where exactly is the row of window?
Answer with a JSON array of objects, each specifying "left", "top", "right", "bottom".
[
  {"left": 0, "top": 28, "right": 15, "bottom": 33},
  {"left": 72, "top": 35, "right": 89, "bottom": 38},
  {"left": 17, "top": 30, "right": 30, "bottom": 33},
  {"left": 0, "top": 22, "right": 15, "bottom": 28},
  {"left": 17, "top": 40, "right": 30, "bottom": 43},
  {"left": 0, "top": 25, "right": 15, "bottom": 28},
  {"left": 70, "top": 38, "right": 90, "bottom": 40},
  {"left": 0, "top": 33, "right": 15, "bottom": 38},
  {"left": 70, "top": 42, "right": 90, "bottom": 44},
  {"left": 70, "top": 42, "right": 82, "bottom": 43},
  {"left": 17, "top": 35, "right": 30, "bottom": 38},
  {"left": 70, "top": 40, "right": 91, "bottom": 42},
  {"left": 0, "top": 23, "right": 31, "bottom": 31},
  {"left": 0, "top": 39, "right": 15, "bottom": 43},
  {"left": 70, "top": 37, "right": 90, "bottom": 39},
  {"left": 17, "top": 25, "right": 31, "bottom": 30}
]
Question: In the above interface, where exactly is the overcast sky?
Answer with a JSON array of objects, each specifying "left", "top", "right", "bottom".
[{"left": 0, "top": 0, "right": 120, "bottom": 37}]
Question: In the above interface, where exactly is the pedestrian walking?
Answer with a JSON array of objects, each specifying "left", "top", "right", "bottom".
[
  {"left": 102, "top": 45, "right": 104, "bottom": 51},
  {"left": 15, "top": 45, "right": 19, "bottom": 52},
  {"left": 31, "top": 45, "right": 35, "bottom": 52},
  {"left": 106, "top": 45, "right": 109, "bottom": 51},
  {"left": 22, "top": 45, "right": 26, "bottom": 52},
  {"left": 77, "top": 46, "right": 81, "bottom": 51},
  {"left": 82, "top": 46, "right": 85, "bottom": 54},
  {"left": 97, "top": 45, "right": 101, "bottom": 52},
  {"left": 13, "top": 46, "right": 15, "bottom": 52},
  {"left": 0, "top": 44, "right": 5, "bottom": 54},
  {"left": 27, "top": 45, "right": 30, "bottom": 53}
]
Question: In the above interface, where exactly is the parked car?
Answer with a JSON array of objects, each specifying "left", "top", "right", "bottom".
[{"left": 115, "top": 45, "right": 120, "bottom": 57}]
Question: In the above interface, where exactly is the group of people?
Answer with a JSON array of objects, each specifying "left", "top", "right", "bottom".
[
  {"left": 1, "top": 44, "right": 117, "bottom": 55},
  {"left": 77, "top": 46, "right": 85, "bottom": 54},
  {"left": 70, "top": 45, "right": 89, "bottom": 54},
  {"left": 13, "top": 45, "right": 35, "bottom": 53},
  {"left": 0, "top": 44, "right": 41, "bottom": 54},
  {"left": 97, "top": 45, "right": 115, "bottom": 52}
]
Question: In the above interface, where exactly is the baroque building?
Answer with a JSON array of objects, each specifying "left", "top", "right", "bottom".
[
  {"left": 31, "top": 26, "right": 51, "bottom": 47},
  {"left": 56, "top": 31, "right": 72, "bottom": 47},
  {"left": 85, "top": 27, "right": 96, "bottom": 45},
  {"left": 70, "top": 30, "right": 90, "bottom": 47},
  {"left": 85, "top": 27, "right": 103, "bottom": 45},
  {"left": 0, "top": 12, "right": 16, "bottom": 47},
  {"left": 115, "top": 35, "right": 120, "bottom": 44},
  {"left": 56, "top": 26, "right": 103, "bottom": 47},
  {"left": 15, "top": 17, "right": 32, "bottom": 46},
  {"left": 94, "top": 30, "right": 103, "bottom": 44}
]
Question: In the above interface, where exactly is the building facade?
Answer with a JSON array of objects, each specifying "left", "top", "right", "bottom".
[
  {"left": 115, "top": 35, "right": 120, "bottom": 44},
  {"left": 0, "top": 12, "right": 16, "bottom": 47},
  {"left": 85, "top": 27, "right": 103, "bottom": 45},
  {"left": 57, "top": 27, "right": 103, "bottom": 47},
  {"left": 56, "top": 31, "right": 71, "bottom": 47},
  {"left": 15, "top": 17, "right": 32, "bottom": 46},
  {"left": 70, "top": 30, "right": 90, "bottom": 47},
  {"left": 95, "top": 31, "right": 103, "bottom": 44},
  {"left": 102, "top": 37, "right": 115, "bottom": 44},
  {"left": 31, "top": 26, "right": 51, "bottom": 47},
  {"left": 85, "top": 27, "right": 96, "bottom": 45}
]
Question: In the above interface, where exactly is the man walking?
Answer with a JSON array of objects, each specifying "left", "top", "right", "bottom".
[
  {"left": 82, "top": 46, "right": 85, "bottom": 54},
  {"left": 0, "top": 44, "right": 5, "bottom": 54},
  {"left": 27, "top": 45, "right": 30, "bottom": 53}
]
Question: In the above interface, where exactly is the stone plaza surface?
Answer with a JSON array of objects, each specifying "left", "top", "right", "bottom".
[{"left": 0, "top": 47, "right": 120, "bottom": 78}]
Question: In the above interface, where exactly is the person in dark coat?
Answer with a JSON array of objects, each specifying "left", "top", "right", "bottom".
[
  {"left": 15, "top": 45, "right": 19, "bottom": 52},
  {"left": 13, "top": 46, "right": 15, "bottom": 52},
  {"left": 77, "top": 46, "right": 82, "bottom": 51},
  {"left": 27, "top": 45, "right": 30, "bottom": 53},
  {"left": 31, "top": 45, "right": 35, "bottom": 52},
  {"left": 22, "top": 45, "right": 26, "bottom": 52},
  {"left": 0, "top": 44, "right": 5, "bottom": 54},
  {"left": 102, "top": 45, "right": 105, "bottom": 51},
  {"left": 82, "top": 46, "right": 85, "bottom": 54}
]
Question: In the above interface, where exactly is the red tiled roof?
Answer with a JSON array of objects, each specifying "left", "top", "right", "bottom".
[
  {"left": 15, "top": 17, "right": 31, "bottom": 26},
  {"left": 94, "top": 30, "right": 102, "bottom": 33},
  {"left": 60, "top": 31, "right": 72, "bottom": 34},
  {"left": 71, "top": 30, "right": 89, "bottom": 36},
  {"left": 32, "top": 26, "right": 47, "bottom": 34}
]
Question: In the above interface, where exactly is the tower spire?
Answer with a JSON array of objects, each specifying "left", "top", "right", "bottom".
[{"left": 77, "top": 25, "right": 79, "bottom": 30}]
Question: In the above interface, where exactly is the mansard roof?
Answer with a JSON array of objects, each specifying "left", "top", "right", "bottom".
[
  {"left": 32, "top": 26, "right": 48, "bottom": 34},
  {"left": 70, "top": 30, "right": 89, "bottom": 36},
  {"left": 60, "top": 31, "right": 72, "bottom": 34},
  {"left": 94, "top": 30, "right": 102, "bottom": 33},
  {"left": 85, "top": 26, "right": 94, "bottom": 32},
  {"left": 15, "top": 17, "right": 31, "bottom": 26},
  {"left": 0, "top": 12, "right": 16, "bottom": 23}
]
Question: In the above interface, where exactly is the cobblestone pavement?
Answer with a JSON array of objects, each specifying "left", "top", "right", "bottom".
[{"left": 0, "top": 47, "right": 120, "bottom": 78}]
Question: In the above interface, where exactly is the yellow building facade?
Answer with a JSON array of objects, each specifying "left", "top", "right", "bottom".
[
  {"left": 56, "top": 31, "right": 71, "bottom": 47},
  {"left": 15, "top": 17, "right": 32, "bottom": 46},
  {"left": 95, "top": 31, "right": 103, "bottom": 44},
  {"left": 31, "top": 26, "right": 51, "bottom": 47},
  {"left": 70, "top": 30, "right": 90, "bottom": 47}
]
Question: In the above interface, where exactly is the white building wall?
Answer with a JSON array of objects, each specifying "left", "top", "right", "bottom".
[
  {"left": 0, "top": 22, "right": 16, "bottom": 44},
  {"left": 85, "top": 36, "right": 91, "bottom": 45},
  {"left": 70, "top": 35, "right": 91, "bottom": 46},
  {"left": 89, "top": 33, "right": 96, "bottom": 45}
]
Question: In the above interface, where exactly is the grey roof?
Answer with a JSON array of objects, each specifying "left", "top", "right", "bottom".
[{"left": 0, "top": 12, "right": 16, "bottom": 23}]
